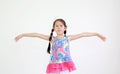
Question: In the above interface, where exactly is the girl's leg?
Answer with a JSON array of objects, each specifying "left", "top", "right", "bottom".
[
  {"left": 60, "top": 70, "right": 70, "bottom": 74},
  {"left": 47, "top": 73, "right": 59, "bottom": 74},
  {"left": 47, "top": 70, "right": 70, "bottom": 74}
]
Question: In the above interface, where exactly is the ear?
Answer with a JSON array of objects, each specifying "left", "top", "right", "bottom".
[
  {"left": 64, "top": 26, "right": 67, "bottom": 30},
  {"left": 53, "top": 27, "right": 55, "bottom": 30}
]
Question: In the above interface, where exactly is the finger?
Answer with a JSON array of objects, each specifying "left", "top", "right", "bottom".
[
  {"left": 103, "top": 37, "right": 106, "bottom": 41},
  {"left": 15, "top": 37, "right": 19, "bottom": 42}
]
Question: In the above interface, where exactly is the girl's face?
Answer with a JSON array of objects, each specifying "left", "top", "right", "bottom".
[{"left": 53, "top": 21, "right": 66, "bottom": 35}]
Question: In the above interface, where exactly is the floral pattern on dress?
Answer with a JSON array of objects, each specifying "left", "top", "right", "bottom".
[{"left": 50, "top": 36, "right": 72, "bottom": 63}]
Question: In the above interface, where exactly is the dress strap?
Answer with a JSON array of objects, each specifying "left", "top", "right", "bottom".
[{"left": 52, "top": 36, "right": 57, "bottom": 41}]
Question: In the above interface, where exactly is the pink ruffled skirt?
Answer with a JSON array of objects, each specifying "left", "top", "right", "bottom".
[{"left": 46, "top": 61, "right": 76, "bottom": 73}]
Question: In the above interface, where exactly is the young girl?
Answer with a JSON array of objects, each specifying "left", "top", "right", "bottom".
[{"left": 15, "top": 19, "right": 106, "bottom": 74}]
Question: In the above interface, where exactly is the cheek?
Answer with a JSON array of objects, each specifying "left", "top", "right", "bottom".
[
  {"left": 63, "top": 28, "right": 66, "bottom": 31},
  {"left": 60, "top": 28, "right": 65, "bottom": 31},
  {"left": 54, "top": 28, "right": 56, "bottom": 31}
]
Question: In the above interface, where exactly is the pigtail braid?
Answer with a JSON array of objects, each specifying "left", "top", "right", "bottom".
[
  {"left": 64, "top": 30, "right": 67, "bottom": 37},
  {"left": 47, "top": 29, "right": 54, "bottom": 54}
]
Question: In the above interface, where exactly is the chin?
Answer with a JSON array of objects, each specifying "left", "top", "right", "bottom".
[{"left": 57, "top": 32, "right": 64, "bottom": 35}]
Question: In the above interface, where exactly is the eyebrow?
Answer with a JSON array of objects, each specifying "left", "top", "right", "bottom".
[{"left": 56, "top": 24, "right": 63, "bottom": 26}]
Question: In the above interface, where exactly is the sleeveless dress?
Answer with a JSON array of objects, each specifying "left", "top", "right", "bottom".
[{"left": 46, "top": 36, "right": 76, "bottom": 74}]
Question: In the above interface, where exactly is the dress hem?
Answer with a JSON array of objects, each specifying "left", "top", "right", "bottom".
[{"left": 46, "top": 61, "right": 76, "bottom": 73}]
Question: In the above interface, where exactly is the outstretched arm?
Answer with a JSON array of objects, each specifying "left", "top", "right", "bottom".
[
  {"left": 68, "top": 32, "right": 106, "bottom": 41},
  {"left": 15, "top": 33, "right": 50, "bottom": 42}
]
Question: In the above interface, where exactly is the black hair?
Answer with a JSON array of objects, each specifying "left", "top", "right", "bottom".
[
  {"left": 64, "top": 30, "right": 67, "bottom": 37},
  {"left": 47, "top": 29, "right": 54, "bottom": 54}
]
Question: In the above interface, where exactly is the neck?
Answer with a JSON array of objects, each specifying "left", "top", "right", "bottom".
[{"left": 56, "top": 34, "right": 64, "bottom": 39}]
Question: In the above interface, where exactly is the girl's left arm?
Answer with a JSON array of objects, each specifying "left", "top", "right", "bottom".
[{"left": 68, "top": 32, "right": 106, "bottom": 41}]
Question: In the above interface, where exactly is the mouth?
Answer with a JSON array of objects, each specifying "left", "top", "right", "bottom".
[{"left": 58, "top": 30, "right": 61, "bottom": 31}]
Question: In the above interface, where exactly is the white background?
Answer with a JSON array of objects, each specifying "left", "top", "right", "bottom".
[{"left": 0, "top": 0, "right": 120, "bottom": 74}]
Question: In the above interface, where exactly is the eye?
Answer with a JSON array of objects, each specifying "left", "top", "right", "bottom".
[
  {"left": 56, "top": 25, "right": 58, "bottom": 27},
  {"left": 60, "top": 25, "right": 63, "bottom": 27}
]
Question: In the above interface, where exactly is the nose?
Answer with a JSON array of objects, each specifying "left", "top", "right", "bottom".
[{"left": 57, "top": 26, "right": 61, "bottom": 29}]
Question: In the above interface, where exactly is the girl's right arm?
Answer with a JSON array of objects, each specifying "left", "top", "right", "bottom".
[{"left": 15, "top": 33, "right": 50, "bottom": 42}]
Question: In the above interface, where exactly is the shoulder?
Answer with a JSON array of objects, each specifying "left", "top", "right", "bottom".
[
  {"left": 66, "top": 35, "right": 71, "bottom": 41},
  {"left": 50, "top": 36, "right": 56, "bottom": 44},
  {"left": 65, "top": 36, "right": 70, "bottom": 41}
]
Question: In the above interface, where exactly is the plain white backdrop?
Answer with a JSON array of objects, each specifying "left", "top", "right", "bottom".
[{"left": 0, "top": 0, "right": 120, "bottom": 74}]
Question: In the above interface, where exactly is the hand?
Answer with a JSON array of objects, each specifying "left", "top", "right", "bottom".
[
  {"left": 14, "top": 34, "right": 24, "bottom": 42},
  {"left": 97, "top": 34, "right": 106, "bottom": 41}
]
